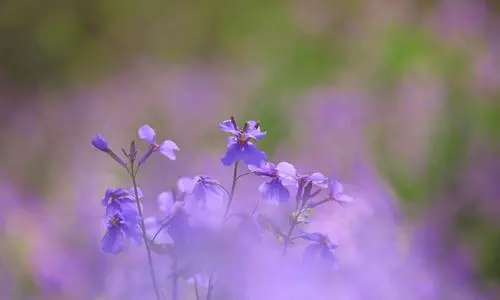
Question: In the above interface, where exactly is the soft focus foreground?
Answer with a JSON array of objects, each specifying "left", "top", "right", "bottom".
[{"left": 1, "top": 0, "right": 500, "bottom": 299}]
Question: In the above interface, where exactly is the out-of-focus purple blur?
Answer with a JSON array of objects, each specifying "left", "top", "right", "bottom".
[{"left": 1, "top": 0, "right": 500, "bottom": 299}]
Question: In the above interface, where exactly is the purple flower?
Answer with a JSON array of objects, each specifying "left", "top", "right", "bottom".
[
  {"left": 181, "top": 176, "right": 226, "bottom": 211},
  {"left": 328, "top": 180, "right": 353, "bottom": 204},
  {"left": 101, "top": 188, "right": 141, "bottom": 215},
  {"left": 157, "top": 190, "right": 185, "bottom": 216},
  {"left": 138, "top": 124, "right": 179, "bottom": 164},
  {"left": 301, "top": 172, "right": 329, "bottom": 189},
  {"left": 101, "top": 209, "right": 142, "bottom": 255},
  {"left": 249, "top": 161, "right": 297, "bottom": 204},
  {"left": 219, "top": 117, "right": 267, "bottom": 166},
  {"left": 91, "top": 135, "right": 109, "bottom": 152},
  {"left": 152, "top": 179, "right": 197, "bottom": 244},
  {"left": 299, "top": 232, "right": 337, "bottom": 266},
  {"left": 91, "top": 134, "right": 126, "bottom": 167},
  {"left": 144, "top": 188, "right": 186, "bottom": 246}
]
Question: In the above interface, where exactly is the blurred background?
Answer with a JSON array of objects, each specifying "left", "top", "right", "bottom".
[{"left": 1, "top": 0, "right": 500, "bottom": 299}]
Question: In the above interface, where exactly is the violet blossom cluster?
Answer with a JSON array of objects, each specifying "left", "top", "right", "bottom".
[{"left": 91, "top": 117, "right": 352, "bottom": 299}]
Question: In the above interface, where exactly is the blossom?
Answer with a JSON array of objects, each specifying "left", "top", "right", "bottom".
[
  {"left": 328, "top": 180, "right": 353, "bottom": 204},
  {"left": 101, "top": 209, "right": 142, "bottom": 255},
  {"left": 299, "top": 232, "right": 337, "bottom": 266},
  {"left": 157, "top": 190, "right": 185, "bottom": 216},
  {"left": 249, "top": 161, "right": 297, "bottom": 204},
  {"left": 144, "top": 217, "right": 174, "bottom": 245},
  {"left": 101, "top": 188, "right": 141, "bottom": 215},
  {"left": 91, "top": 135, "right": 109, "bottom": 152},
  {"left": 219, "top": 117, "right": 267, "bottom": 166},
  {"left": 150, "top": 178, "right": 197, "bottom": 245},
  {"left": 91, "top": 134, "right": 126, "bottom": 167},
  {"left": 138, "top": 124, "right": 179, "bottom": 163},
  {"left": 180, "top": 176, "right": 226, "bottom": 211},
  {"left": 301, "top": 172, "right": 329, "bottom": 189},
  {"left": 144, "top": 188, "right": 187, "bottom": 247}
]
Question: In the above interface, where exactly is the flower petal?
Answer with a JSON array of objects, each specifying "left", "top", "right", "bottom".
[
  {"left": 101, "top": 227, "right": 124, "bottom": 255},
  {"left": 158, "top": 191, "right": 175, "bottom": 213},
  {"left": 336, "top": 194, "right": 353, "bottom": 204},
  {"left": 127, "top": 187, "right": 143, "bottom": 200},
  {"left": 178, "top": 177, "right": 196, "bottom": 194},
  {"left": 220, "top": 143, "right": 241, "bottom": 166},
  {"left": 240, "top": 142, "right": 267, "bottom": 166},
  {"left": 302, "top": 243, "right": 323, "bottom": 261},
  {"left": 332, "top": 180, "right": 344, "bottom": 194},
  {"left": 248, "top": 164, "right": 263, "bottom": 172},
  {"left": 91, "top": 134, "right": 109, "bottom": 152},
  {"left": 245, "top": 121, "right": 267, "bottom": 140},
  {"left": 259, "top": 180, "right": 289, "bottom": 204},
  {"left": 219, "top": 119, "right": 238, "bottom": 134},
  {"left": 319, "top": 247, "right": 336, "bottom": 265},
  {"left": 309, "top": 172, "right": 329, "bottom": 188},
  {"left": 144, "top": 217, "right": 159, "bottom": 231},
  {"left": 276, "top": 162, "right": 297, "bottom": 185},
  {"left": 122, "top": 223, "right": 142, "bottom": 246},
  {"left": 159, "top": 140, "right": 179, "bottom": 160},
  {"left": 204, "top": 189, "right": 225, "bottom": 211},
  {"left": 299, "top": 232, "right": 326, "bottom": 243},
  {"left": 138, "top": 124, "right": 156, "bottom": 144}
]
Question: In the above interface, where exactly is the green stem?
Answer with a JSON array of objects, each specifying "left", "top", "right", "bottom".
[
  {"left": 224, "top": 161, "right": 239, "bottom": 218},
  {"left": 130, "top": 164, "right": 162, "bottom": 300}
]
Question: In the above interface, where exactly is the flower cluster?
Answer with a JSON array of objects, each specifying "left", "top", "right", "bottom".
[{"left": 92, "top": 117, "right": 352, "bottom": 299}]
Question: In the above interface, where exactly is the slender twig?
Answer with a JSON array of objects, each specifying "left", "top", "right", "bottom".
[
  {"left": 281, "top": 218, "right": 298, "bottom": 257},
  {"left": 207, "top": 162, "right": 240, "bottom": 299},
  {"left": 151, "top": 216, "right": 175, "bottom": 243},
  {"left": 249, "top": 201, "right": 259, "bottom": 216},
  {"left": 172, "top": 256, "right": 178, "bottom": 300},
  {"left": 281, "top": 184, "right": 307, "bottom": 257},
  {"left": 308, "top": 198, "right": 331, "bottom": 209},
  {"left": 214, "top": 183, "right": 230, "bottom": 197},
  {"left": 235, "top": 171, "right": 252, "bottom": 181},
  {"left": 223, "top": 161, "right": 239, "bottom": 218},
  {"left": 129, "top": 164, "right": 162, "bottom": 300},
  {"left": 194, "top": 278, "right": 200, "bottom": 300},
  {"left": 206, "top": 271, "right": 215, "bottom": 300}
]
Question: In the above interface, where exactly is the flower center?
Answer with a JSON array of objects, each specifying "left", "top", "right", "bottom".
[
  {"left": 110, "top": 215, "right": 123, "bottom": 226},
  {"left": 237, "top": 132, "right": 247, "bottom": 144}
]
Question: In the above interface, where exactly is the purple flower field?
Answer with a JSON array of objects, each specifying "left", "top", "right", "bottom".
[{"left": 1, "top": 1, "right": 500, "bottom": 299}]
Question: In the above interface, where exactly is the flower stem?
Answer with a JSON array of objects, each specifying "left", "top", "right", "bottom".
[
  {"left": 281, "top": 218, "right": 298, "bottom": 257},
  {"left": 206, "top": 271, "right": 215, "bottom": 300},
  {"left": 172, "top": 255, "right": 178, "bottom": 300},
  {"left": 151, "top": 216, "right": 174, "bottom": 243},
  {"left": 194, "top": 278, "right": 200, "bottom": 300},
  {"left": 129, "top": 164, "right": 162, "bottom": 300},
  {"left": 281, "top": 185, "right": 306, "bottom": 257},
  {"left": 224, "top": 161, "right": 239, "bottom": 218},
  {"left": 207, "top": 163, "right": 239, "bottom": 299}
]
